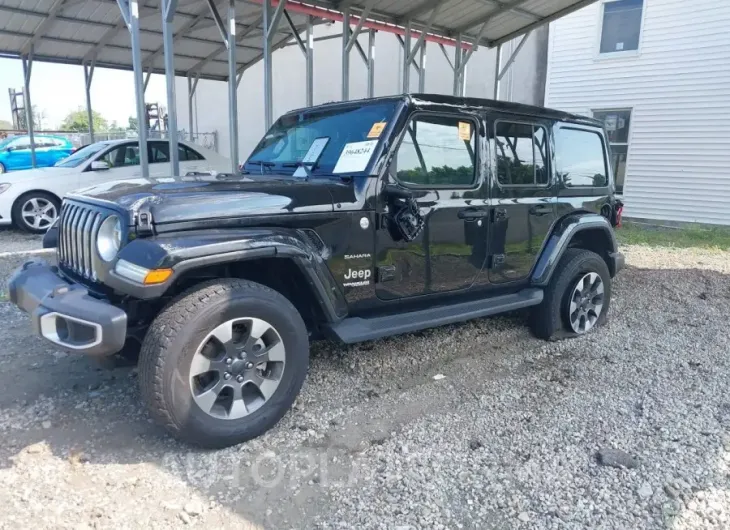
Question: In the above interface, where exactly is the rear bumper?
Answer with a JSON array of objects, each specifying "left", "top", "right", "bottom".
[
  {"left": 609, "top": 251, "right": 625, "bottom": 276},
  {"left": 8, "top": 260, "right": 127, "bottom": 356}
]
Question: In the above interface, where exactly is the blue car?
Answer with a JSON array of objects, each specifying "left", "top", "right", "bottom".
[{"left": 0, "top": 135, "right": 74, "bottom": 173}]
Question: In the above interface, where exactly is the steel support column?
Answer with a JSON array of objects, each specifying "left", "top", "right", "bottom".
[
  {"left": 117, "top": 0, "right": 150, "bottom": 178},
  {"left": 161, "top": 0, "right": 180, "bottom": 177},
  {"left": 492, "top": 43, "right": 502, "bottom": 99},
  {"left": 227, "top": 0, "right": 238, "bottom": 173},
  {"left": 453, "top": 34, "right": 462, "bottom": 96},
  {"left": 306, "top": 15, "right": 314, "bottom": 106},
  {"left": 418, "top": 41, "right": 426, "bottom": 92},
  {"left": 402, "top": 21, "right": 411, "bottom": 93},
  {"left": 83, "top": 61, "right": 95, "bottom": 143},
  {"left": 341, "top": 9, "right": 350, "bottom": 101},
  {"left": 263, "top": 0, "right": 287, "bottom": 128},
  {"left": 367, "top": 29, "right": 375, "bottom": 98},
  {"left": 187, "top": 74, "right": 198, "bottom": 141},
  {"left": 21, "top": 52, "right": 36, "bottom": 168}
]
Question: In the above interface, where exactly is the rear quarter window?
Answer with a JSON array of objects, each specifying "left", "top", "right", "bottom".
[{"left": 555, "top": 127, "right": 608, "bottom": 188}]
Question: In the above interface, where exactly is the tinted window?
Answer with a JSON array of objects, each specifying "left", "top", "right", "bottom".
[
  {"left": 54, "top": 143, "right": 106, "bottom": 168},
  {"left": 181, "top": 145, "right": 204, "bottom": 161},
  {"left": 394, "top": 115, "right": 475, "bottom": 187},
  {"left": 102, "top": 144, "right": 140, "bottom": 167},
  {"left": 600, "top": 0, "right": 643, "bottom": 53},
  {"left": 555, "top": 128, "right": 608, "bottom": 188},
  {"left": 149, "top": 142, "right": 169, "bottom": 163},
  {"left": 593, "top": 109, "right": 631, "bottom": 193},
  {"left": 494, "top": 122, "right": 549, "bottom": 186}
]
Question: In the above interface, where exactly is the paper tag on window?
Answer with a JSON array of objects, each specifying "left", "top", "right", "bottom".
[
  {"left": 458, "top": 122, "right": 471, "bottom": 141},
  {"left": 333, "top": 140, "right": 378, "bottom": 173},
  {"left": 615, "top": 42, "right": 624, "bottom": 51},
  {"left": 367, "top": 122, "right": 387, "bottom": 139}
]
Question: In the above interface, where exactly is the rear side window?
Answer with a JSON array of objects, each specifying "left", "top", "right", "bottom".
[
  {"left": 555, "top": 128, "right": 608, "bottom": 187},
  {"left": 494, "top": 121, "right": 549, "bottom": 186},
  {"left": 181, "top": 145, "right": 204, "bottom": 161}
]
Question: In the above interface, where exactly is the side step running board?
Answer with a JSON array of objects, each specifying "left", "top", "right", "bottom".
[{"left": 327, "top": 288, "right": 543, "bottom": 344}]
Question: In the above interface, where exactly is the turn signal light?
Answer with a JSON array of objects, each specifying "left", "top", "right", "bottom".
[{"left": 143, "top": 268, "right": 173, "bottom": 284}]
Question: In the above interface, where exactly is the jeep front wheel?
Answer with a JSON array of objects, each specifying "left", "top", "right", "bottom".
[
  {"left": 139, "top": 279, "right": 309, "bottom": 448},
  {"left": 529, "top": 248, "right": 612, "bottom": 340}
]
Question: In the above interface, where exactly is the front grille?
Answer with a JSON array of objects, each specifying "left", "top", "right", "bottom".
[{"left": 57, "top": 202, "right": 106, "bottom": 281}]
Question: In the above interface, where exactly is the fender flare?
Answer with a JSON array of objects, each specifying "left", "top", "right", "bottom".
[
  {"left": 105, "top": 228, "right": 347, "bottom": 323},
  {"left": 531, "top": 213, "right": 619, "bottom": 287}
]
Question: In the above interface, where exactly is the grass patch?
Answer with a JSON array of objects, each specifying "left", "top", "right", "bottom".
[{"left": 617, "top": 222, "right": 730, "bottom": 250}]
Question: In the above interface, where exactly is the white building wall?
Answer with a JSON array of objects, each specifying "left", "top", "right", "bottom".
[
  {"left": 176, "top": 22, "right": 547, "bottom": 164},
  {"left": 546, "top": 0, "right": 730, "bottom": 225}
]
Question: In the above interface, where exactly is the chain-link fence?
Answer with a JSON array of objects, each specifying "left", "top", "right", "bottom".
[{"left": 0, "top": 129, "right": 218, "bottom": 153}]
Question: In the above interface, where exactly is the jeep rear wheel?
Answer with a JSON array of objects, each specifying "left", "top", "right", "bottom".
[
  {"left": 138, "top": 279, "right": 309, "bottom": 448},
  {"left": 529, "top": 248, "right": 612, "bottom": 340}
]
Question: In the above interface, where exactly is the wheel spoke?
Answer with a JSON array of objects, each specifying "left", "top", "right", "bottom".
[
  {"left": 257, "top": 378, "right": 279, "bottom": 400},
  {"left": 228, "top": 385, "right": 248, "bottom": 419},
  {"left": 210, "top": 320, "right": 234, "bottom": 344},
  {"left": 194, "top": 380, "right": 225, "bottom": 413},
  {"left": 190, "top": 352, "right": 215, "bottom": 376},
  {"left": 29, "top": 198, "right": 40, "bottom": 209}
]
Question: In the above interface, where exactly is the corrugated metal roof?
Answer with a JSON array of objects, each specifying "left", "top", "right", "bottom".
[{"left": 0, "top": 0, "right": 597, "bottom": 81}]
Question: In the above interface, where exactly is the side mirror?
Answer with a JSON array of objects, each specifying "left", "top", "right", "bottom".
[
  {"left": 90, "top": 160, "right": 110, "bottom": 171},
  {"left": 5, "top": 146, "right": 15, "bottom": 152},
  {"left": 385, "top": 184, "right": 412, "bottom": 199}
]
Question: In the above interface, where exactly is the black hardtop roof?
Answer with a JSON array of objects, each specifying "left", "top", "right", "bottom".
[{"left": 285, "top": 93, "right": 602, "bottom": 128}]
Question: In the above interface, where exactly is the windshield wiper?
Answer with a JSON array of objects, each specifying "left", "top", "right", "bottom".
[{"left": 247, "top": 161, "right": 275, "bottom": 175}]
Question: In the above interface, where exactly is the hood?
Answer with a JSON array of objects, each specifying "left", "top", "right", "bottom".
[
  {"left": 0, "top": 166, "right": 74, "bottom": 183},
  {"left": 69, "top": 175, "right": 356, "bottom": 225}
]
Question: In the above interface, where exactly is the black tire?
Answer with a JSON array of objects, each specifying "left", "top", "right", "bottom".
[
  {"left": 529, "top": 248, "right": 612, "bottom": 340},
  {"left": 11, "top": 191, "right": 61, "bottom": 234},
  {"left": 0, "top": 163, "right": 6, "bottom": 174},
  {"left": 138, "top": 278, "right": 309, "bottom": 448}
]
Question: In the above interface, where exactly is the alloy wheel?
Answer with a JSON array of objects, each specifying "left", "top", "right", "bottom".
[
  {"left": 21, "top": 197, "right": 57, "bottom": 230},
  {"left": 189, "top": 317, "right": 286, "bottom": 420},
  {"left": 568, "top": 272, "right": 604, "bottom": 334}
]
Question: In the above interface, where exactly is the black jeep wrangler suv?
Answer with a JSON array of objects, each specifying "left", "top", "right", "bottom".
[{"left": 9, "top": 94, "right": 623, "bottom": 448}]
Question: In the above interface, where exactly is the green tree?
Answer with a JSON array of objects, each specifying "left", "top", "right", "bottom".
[
  {"left": 60, "top": 107, "right": 108, "bottom": 132},
  {"left": 0, "top": 119, "right": 12, "bottom": 130}
]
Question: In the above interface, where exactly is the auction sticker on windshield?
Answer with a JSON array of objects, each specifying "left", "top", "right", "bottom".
[{"left": 333, "top": 140, "right": 379, "bottom": 173}]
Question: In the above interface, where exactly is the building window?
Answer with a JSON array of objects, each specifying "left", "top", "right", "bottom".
[
  {"left": 599, "top": 0, "right": 644, "bottom": 54},
  {"left": 593, "top": 109, "right": 631, "bottom": 194},
  {"left": 555, "top": 128, "right": 608, "bottom": 188}
]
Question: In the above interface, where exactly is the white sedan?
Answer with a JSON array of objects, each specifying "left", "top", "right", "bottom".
[{"left": 0, "top": 138, "right": 231, "bottom": 233}]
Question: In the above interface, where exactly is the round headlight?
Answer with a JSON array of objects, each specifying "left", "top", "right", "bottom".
[{"left": 97, "top": 215, "right": 122, "bottom": 262}]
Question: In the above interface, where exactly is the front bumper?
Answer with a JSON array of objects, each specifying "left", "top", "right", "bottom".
[{"left": 8, "top": 260, "right": 127, "bottom": 356}]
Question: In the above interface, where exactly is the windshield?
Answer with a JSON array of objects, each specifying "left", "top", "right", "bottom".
[
  {"left": 54, "top": 143, "right": 107, "bottom": 168},
  {"left": 0, "top": 136, "right": 16, "bottom": 149},
  {"left": 245, "top": 101, "right": 399, "bottom": 176}
]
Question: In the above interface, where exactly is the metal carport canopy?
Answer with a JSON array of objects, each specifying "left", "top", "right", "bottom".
[{"left": 0, "top": 0, "right": 597, "bottom": 176}]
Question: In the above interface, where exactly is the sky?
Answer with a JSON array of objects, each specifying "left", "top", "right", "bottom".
[{"left": 0, "top": 57, "right": 168, "bottom": 130}]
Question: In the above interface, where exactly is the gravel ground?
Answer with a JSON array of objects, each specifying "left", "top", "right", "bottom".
[
  {"left": 0, "top": 227, "right": 44, "bottom": 254},
  {"left": 1, "top": 245, "right": 729, "bottom": 529}
]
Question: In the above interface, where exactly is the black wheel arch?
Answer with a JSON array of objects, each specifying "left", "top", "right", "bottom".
[
  {"left": 531, "top": 212, "right": 620, "bottom": 287},
  {"left": 105, "top": 228, "right": 348, "bottom": 330}
]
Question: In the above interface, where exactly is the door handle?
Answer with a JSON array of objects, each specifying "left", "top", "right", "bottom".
[
  {"left": 458, "top": 208, "right": 489, "bottom": 221},
  {"left": 529, "top": 205, "right": 552, "bottom": 216}
]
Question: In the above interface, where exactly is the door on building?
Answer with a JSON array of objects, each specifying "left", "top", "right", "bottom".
[
  {"left": 376, "top": 111, "right": 489, "bottom": 301},
  {"left": 487, "top": 116, "right": 557, "bottom": 283}
]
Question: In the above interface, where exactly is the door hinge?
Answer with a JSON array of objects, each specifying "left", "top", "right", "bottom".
[
  {"left": 488, "top": 254, "right": 505, "bottom": 269},
  {"left": 491, "top": 208, "right": 508, "bottom": 222},
  {"left": 377, "top": 265, "right": 396, "bottom": 282}
]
